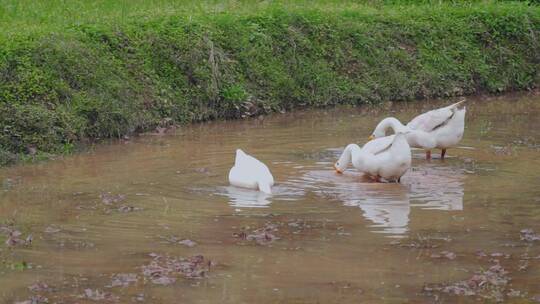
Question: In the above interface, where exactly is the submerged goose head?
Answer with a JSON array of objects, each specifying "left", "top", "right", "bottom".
[{"left": 229, "top": 149, "right": 274, "bottom": 194}]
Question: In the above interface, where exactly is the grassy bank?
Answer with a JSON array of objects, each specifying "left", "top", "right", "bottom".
[{"left": 0, "top": 1, "right": 539, "bottom": 165}]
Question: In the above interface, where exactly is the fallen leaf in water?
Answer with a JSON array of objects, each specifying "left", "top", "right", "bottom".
[
  {"left": 85, "top": 288, "right": 105, "bottom": 300},
  {"left": 288, "top": 222, "right": 301, "bottom": 228},
  {"left": 397, "top": 242, "right": 439, "bottom": 249},
  {"left": 246, "top": 231, "right": 278, "bottom": 245},
  {"left": 151, "top": 275, "right": 176, "bottom": 285},
  {"left": 423, "top": 262, "right": 510, "bottom": 302},
  {"left": 15, "top": 295, "right": 48, "bottom": 304},
  {"left": 117, "top": 205, "right": 142, "bottom": 213},
  {"left": 234, "top": 223, "right": 279, "bottom": 246},
  {"left": 100, "top": 193, "right": 126, "bottom": 205},
  {"left": 159, "top": 235, "right": 197, "bottom": 247},
  {"left": 28, "top": 282, "right": 51, "bottom": 292},
  {"left": 520, "top": 229, "right": 540, "bottom": 242},
  {"left": 491, "top": 145, "right": 515, "bottom": 156},
  {"left": 109, "top": 273, "right": 138, "bottom": 288},
  {"left": 8, "top": 229, "right": 20, "bottom": 237},
  {"left": 178, "top": 239, "right": 197, "bottom": 247},
  {"left": 518, "top": 260, "right": 529, "bottom": 271},
  {"left": 232, "top": 231, "right": 247, "bottom": 239},
  {"left": 83, "top": 288, "right": 118, "bottom": 302},
  {"left": 194, "top": 168, "right": 209, "bottom": 174},
  {"left": 1, "top": 225, "right": 32, "bottom": 247},
  {"left": 132, "top": 294, "right": 145, "bottom": 302},
  {"left": 44, "top": 226, "right": 61, "bottom": 234},
  {"left": 475, "top": 250, "right": 487, "bottom": 258},
  {"left": 430, "top": 251, "right": 456, "bottom": 260},
  {"left": 507, "top": 289, "right": 526, "bottom": 298},
  {"left": 490, "top": 252, "right": 510, "bottom": 259},
  {"left": 141, "top": 253, "right": 212, "bottom": 285},
  {"left": 520, "top": 253, "right": 540, "bottom": 260}
]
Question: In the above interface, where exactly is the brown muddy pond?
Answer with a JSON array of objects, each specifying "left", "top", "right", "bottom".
[{"left": 1, "top": 93, "right": 540, "bottom": 303}]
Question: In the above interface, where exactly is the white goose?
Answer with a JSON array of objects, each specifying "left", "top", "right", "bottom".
[
  {"left": 334, "top": 132, "right": 411, "bottom": 182},
  {"left": 369, "top": 100, "right": 466, "bottom": 160},
  {"left": 228, "top": 149, "right": 274, "bottom": 194}
]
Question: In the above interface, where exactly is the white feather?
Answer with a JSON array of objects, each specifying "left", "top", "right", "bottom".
[
  {"left": 371, "top": 100, "right": 466, "bottom": 151},
  {"left": 335, "top": 133, "right": 411, "bottom": 182},
  {"left": 228, "top": 149, "right": 274, "bottom": 194}
]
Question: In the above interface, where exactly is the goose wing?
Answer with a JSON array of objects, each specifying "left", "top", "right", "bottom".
[{"left": 362, "top": 135, "right": 395, "bottom": 155}]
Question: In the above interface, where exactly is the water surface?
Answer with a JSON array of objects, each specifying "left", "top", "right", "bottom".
[{"left": 1, "top": 93, "right": 540, "bottom": 303}]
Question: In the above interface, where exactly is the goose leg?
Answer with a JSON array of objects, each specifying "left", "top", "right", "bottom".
[
  {"left": 426, "top": 150, "right": 431, "bottom": 160},
  {"left": 397, "top": 177, "right": 401, "bottom": 183},
  {"left": 441, "top": 149, "right": 447, "bottom": 160}
]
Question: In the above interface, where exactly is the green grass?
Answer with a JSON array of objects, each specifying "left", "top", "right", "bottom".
[
  {"left": 0, "top": 1, "right": 539, "bottom": 165},
  {"left": 1, "top": 0, "right": 534, "bottom": 40}
]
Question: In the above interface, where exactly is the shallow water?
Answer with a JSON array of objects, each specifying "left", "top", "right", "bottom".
[{"left": 1, "top": 93, "right": 539, "bottom": 303}]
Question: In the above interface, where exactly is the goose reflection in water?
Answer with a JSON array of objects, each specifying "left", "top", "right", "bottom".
[
  {"left": 303, "top": 169, "right": 411, "bottom": 236},
  {"left": 219, "top": 184, "right": 304, "bottom": 209},
  {"left": 223, "top": 186, "right": 272, "bottom": 208},
  {"left": 301, "top": 163, "right": 464, "bottom": 237},
  {"left": 215, "top": 158, "right": 464, "bottom": 236}
]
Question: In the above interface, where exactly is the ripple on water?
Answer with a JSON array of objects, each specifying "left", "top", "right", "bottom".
[
  {"left": 194, "top": 148, "right": 466, "bottom": 238},
  {"left": 291, "top": 158, "right": 465, "bottom": 237},
  {"left": 298, "top": 169, "right": 411, "bottom": 237},
  {"left": 198, "top": 184, "right": 305, "bottom": 209},
  {"left": 2, "top": 94, "right": 540, "bottom": 303},
  {"left": 407, "top": 164, "right": 464, "bottom": 211}
]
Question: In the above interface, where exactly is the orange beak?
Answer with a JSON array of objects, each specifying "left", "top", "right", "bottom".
[
  {"left": 333, "top": 163, "right": 343, "bottom": 174},
  {"left": 368, "top": 135, "right": 375, "bottom": 141}
]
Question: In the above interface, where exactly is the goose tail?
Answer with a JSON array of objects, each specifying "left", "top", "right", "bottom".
[{"left": 451, "top": 99, "right": 466, "bottom": 110}]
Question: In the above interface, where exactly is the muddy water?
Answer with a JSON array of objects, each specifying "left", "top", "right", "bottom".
[{"left": 1, "top": 93, "right": 540, "bottom": 303}]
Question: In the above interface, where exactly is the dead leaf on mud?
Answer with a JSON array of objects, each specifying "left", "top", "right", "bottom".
[
  {"left": 83, "top": 288, "right": 119, "bottom": 302},
  {"left": 141, "top": 254, "right": 213, "bottom": 285},
  {"left": 132, "top": 293, "right": 145, "bottom": 302},
  {"left": 520, "top": 253, "right": 540, "bottom": 260},
  {"left": 490, "top": 252, "right": 511, "bottom": 259},
  {"left": 430, "top": 251, "right": 456, "bottom": 260},
  {"left": 194, "top": 167, "right": 210, "bottom": 174},
  {"left": 520, "top": 229, "right": 540, "bottom": 242},
  {"left": 100, "top": 193, "right": 126, "bottom": 205},
  {"left": 44, "top": 226, "right": 61, "bottom": 234},
  {"left": 391, "top": 240, "right": 439, "bottom": 249},
  {"left": 15, "top": 295, "right": 48, "bottom": 304},
  {"left": 177, "top": 239, "right": 197, "bottom": 247},
  {"left": 423, "top": 262, "right": 510, "bottom": 302},
  {"left": 233, "top": 223, "right": 279, "bottom": 246},
  {"left": 28, "top": 282, "right": 52, "bottom": 293},
  {"left": 507, "top": 289, "right": 526, "bottom": 298},
  {"left": 1, "top": 225, "right": 32, "bottom": 247},
  {"left": 491, "top": 145, "right": 515, "bottom": 156},
  {"left": 117, "top": 205, "right": 142, "bottom": 213},
  {"left": 159, "top": 235, "right": 197, "bottom": 247},
  {"left": 518, "top": 260, "right": 529, "bottom": 271},
  {"left": 109, "top": 273, "right": 138, "bottom": 288},
  {"left": 475, "top": 250, "right": 488, "bottom": 258}
]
